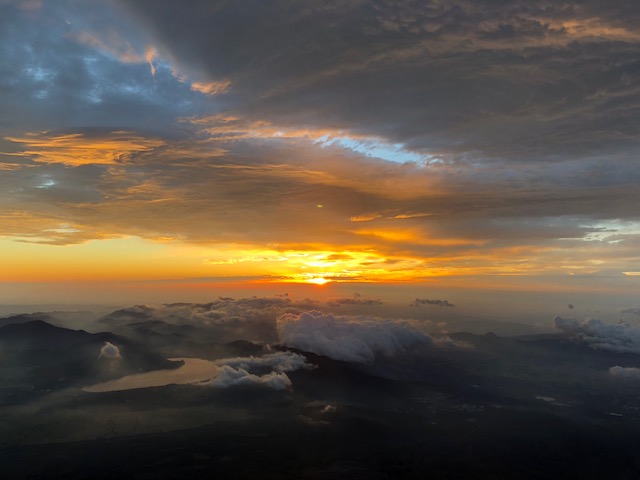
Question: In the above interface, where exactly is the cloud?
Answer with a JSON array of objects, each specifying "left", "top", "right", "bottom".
[
  {"left": 206, "top": 350, "right": 312, "bottom": 391},
  {"left": 6, "top": 130, "right": 165, "bottom": 166},
  {"left": 215, "top": 351, "right": 312, "bottom": 373},
  {"left": 190, "top": 80, "right": 231, "bottom": 96},
  {"left": 609, "top": 366, "right": 640, "bottom": 381},
  {"left": 117, "top": 0, "right": 640, "bottom": 164},
  {"left": 105, "top": 297, "right": 303, "bottom": 325},
  {"left": 208, "top": 365, "right": 292, "bottom": 391},
  {"left": 393, "top": 213, "right": 433, "bottom": 220},
  {"left": 554, "top": 316, "right": 640, "bottom": 353},
  {"left": 3, "top": 0, "right": 640, "bottom": 287},
  {"left": 276, "top": 310, "right": 432, "bottom": 363},
  {"left": 410, "top": 299, "right": 455, "bottom": 308},
  {"left": 621, "top": 308, "right": 640, "bottom": 316},
  {"left": 99, "top": 341, "right": 121, "bottom": 359},
  {"left": 326, "top": 295, "right": 383, "bottom": 308},
  {"left": 100, "top": 297, "right": 319, "bottom": 344}
]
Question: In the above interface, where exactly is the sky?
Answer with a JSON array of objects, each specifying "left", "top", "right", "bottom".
[{"left": 1, "top": 0, "right": 639, "bottom": 319}]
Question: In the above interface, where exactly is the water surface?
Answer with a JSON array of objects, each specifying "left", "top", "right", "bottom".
[{"left": 83, "top": 358, "right": 218, "bottom": 392}]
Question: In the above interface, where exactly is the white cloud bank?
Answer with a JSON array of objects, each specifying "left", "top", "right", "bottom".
[
  {"left": 277, "top": 310, "right": 432, "bottom": 363},
  {"left": 208, "top": 366, "right": 292, "bottom": 391},
  {"left": 554, "top": 316, "right": 640, "bottom": 353},
  {"left": 208, "top": 351, "right": 312, "bottom": 391}
]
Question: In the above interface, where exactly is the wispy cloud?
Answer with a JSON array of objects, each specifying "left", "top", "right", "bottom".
[{"left": 6, "top": 130, "right": 164, "bottom": 166}]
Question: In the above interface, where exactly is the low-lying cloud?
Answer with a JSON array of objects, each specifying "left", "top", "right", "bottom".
[
  {"left": 554, "top": 316, "right": 640, "bottom": 353},
  {"left": 99, "top": 341, "right": 121, "bottom": 359},
  {"left": 215, "top": 351, "right": 312, "bottom": 373},
  {"left": 277, "top": 310, "right": 432, "bottom": 363},
  {"left": 410, "top": 299, "right": 455, "bottom": 308},
  {"left": 208, "top": 366, "right": 292, "bottom": 391},
  {"left": 208, "top": 351, "right": 313, "bottom": 391},
  {"left": 99, "top": 297, "right": 318, "bottom": 343},
  {"left": 326, "top": 295, "right": 383, "bottom": 308}
]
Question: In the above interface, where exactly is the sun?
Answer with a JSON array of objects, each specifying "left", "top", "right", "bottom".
[{"left": 307, "top": 277, "right": 331, "bottom": 285}]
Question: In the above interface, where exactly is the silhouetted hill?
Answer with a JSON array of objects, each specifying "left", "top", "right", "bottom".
[
  {"left": 0, "top": 321, "right": 181, "bottom": 402},
  {"left": 0, "top": 313, "right": 60, "bottom": 328}
]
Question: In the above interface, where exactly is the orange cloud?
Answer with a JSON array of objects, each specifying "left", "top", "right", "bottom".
[
  {"left": 544, "top": 17, "right": 640, "bottom": 43},
  {"left": 5, "top": 131, "right": 164, "bottom": 166},
  {"left": 191, "top": 79, "right": 232, "bottom": 95}
]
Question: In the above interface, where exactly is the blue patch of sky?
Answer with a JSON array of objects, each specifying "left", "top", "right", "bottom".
[{"left": 314, "top": 135, "right": 426, "bottom": 164}]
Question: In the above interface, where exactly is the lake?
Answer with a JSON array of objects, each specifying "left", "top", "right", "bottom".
[{"left": 83, "top": 358, "right": 219, "bottom": 392}]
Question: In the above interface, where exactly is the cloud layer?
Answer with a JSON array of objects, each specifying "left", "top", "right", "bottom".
[
  {"left": 554, "top": 316, "right": 640, "bottom": 353},
  {"left": 100, "top": 297, "right": 319, "bottom": 343},
  {"left": 2, "top": 0, "right": 640, "bottom": 289},
  {"left": 277, "top": 310, "right": 432, "bottom": 363}
]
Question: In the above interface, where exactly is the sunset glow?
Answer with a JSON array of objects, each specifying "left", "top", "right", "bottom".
[{"left": 0, "top": 0, "right": 638, "bottom": 318}]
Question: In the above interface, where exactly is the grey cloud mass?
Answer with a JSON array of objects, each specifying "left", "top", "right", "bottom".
[
  {"left": 277, "top": 310, "right": 432, "bottom": 363},
  {"left": 554, "top": 316, "right": 640, "bottom": 354},
  {"left": 118, "top": 0, "right": 640, "bottom": 162}
]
